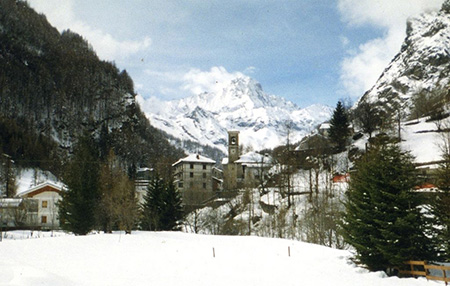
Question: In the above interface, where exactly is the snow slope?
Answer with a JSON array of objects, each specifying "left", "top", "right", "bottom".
[
  {"left": 0, "top": 231, "right": 432, "bottom": 286},
  {"left": 138, "top": 77, "right": 333, "bottom": 153},
  {"left": 401, "top": 117, "right": 447, "bottom": 164},
  {"left": 351, "top": 116, "right": 447, "bottom": 165}
]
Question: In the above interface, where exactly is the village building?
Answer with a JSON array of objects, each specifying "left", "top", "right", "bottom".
[
  {"left": 295, "top": 133, "right": 331, "bottom": 153},
  {"left": 17, "top": 182, "right": 63, "bottom": 230},
  {"left": 135, "top": 167, "right": 153, "bottom": 206},
  {"left": 0, "top": 182, "right": 63, "bottom": 230},
  {"left": 0, "top": 198, "right": 33, "bottom": 229},
  {"left": 318, "top": 122, "right": 331, "bottom": 136},
  {"left": 172, "top": 154, "right": 222, "bottom": 208},
  {"left": 222, "top": 131, "right": 273, "bottom": 190}
]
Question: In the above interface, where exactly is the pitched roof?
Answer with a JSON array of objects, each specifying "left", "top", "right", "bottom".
[
  {"left": 172, "top": 154, "right": 216, "bottom": 166},
  {"left": 17, "top": 182, "right": 63, "bottom": 198}
]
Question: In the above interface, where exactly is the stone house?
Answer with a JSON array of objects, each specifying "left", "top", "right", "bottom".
[{"left": 172, "top": 154, "right": 222, "bottom": 208}]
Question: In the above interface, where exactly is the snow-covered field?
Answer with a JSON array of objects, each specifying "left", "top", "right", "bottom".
[{"left": 0, "top": 231, "right": 434, "bottom": 286}]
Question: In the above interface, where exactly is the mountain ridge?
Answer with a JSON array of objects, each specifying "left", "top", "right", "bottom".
[{"left": 139, "top": 76, "right": 333, "bottom": 154}]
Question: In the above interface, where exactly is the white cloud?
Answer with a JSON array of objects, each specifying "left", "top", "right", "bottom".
[
  {"left": 27, "top": 0, "right": 151, "bottom": 62},
  {"left": 140, "top": 66, "right": 250, "bottom": 99},
  {"left": 182, "top": 66, "right": 247, "bottom": 95},
  {"left": 338, "top": 0, "right": 443, "bottom": 98}
]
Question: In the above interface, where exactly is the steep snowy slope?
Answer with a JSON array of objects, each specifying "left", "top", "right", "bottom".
[
  {"left": 359, "top": 5, "right": 450, "bottom": 116},
  {"left": 141, "top": 77, "right": 333, "bottom": 153}
]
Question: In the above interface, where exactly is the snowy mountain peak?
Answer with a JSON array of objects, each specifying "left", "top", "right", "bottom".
[
  {"left": 185, "top": 76, "right": 295, "bottom": 114},
  {"left": 142, "top": 76, "right": 332, "bottom": 154}
]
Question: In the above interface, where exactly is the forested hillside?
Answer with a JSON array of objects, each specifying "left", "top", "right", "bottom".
[{"left": 0, "top": 0, "right": 184, "bottom": 176}]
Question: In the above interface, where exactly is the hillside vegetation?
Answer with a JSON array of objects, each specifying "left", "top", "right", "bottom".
[{"left": 0, "top": 0, "right": 183, "bottom": 176}]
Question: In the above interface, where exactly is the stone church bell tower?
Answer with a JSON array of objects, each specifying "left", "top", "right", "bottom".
[
  {"left": 228, "top": 131, "right": 240, "bottom": 163},
  {"left": 224, "top": 130, "right": 240, "bottom": 190}
]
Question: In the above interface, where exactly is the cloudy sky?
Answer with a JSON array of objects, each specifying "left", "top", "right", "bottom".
[{"left": 28, "top": 0, "right": 444, "bottom": 108}]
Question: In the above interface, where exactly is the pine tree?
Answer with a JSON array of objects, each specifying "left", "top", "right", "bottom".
[
  {"left": 432, "top": 136, "right": 450, "bottom": 259},
  {"left": 59, "top": 134, "right": 100, "bottom": 235},
  {"left": 141, "top": 175, "right": 183, "bottom": 231},
  {"left": 160, "top": 180, "right": 184, "bottom": 231},
  {"left": 342, "top": 136, "right": 435, "bottom": 271},
  {"left": 141, "top": 176, "right": 165, "bottom": 231},
  {"left": 329, "top": 101, "right": 350, "bottom": 152}
]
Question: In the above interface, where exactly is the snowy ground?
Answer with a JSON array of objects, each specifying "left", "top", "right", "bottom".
[
  {"left": 0, "top": 231, "right": 436, "bottom": 286},
  {"left": 401, "top": 117, "right": 446, "bottom": 164}
]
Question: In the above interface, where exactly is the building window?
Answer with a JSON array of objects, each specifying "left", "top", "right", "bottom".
[
  {"left": 203, "top": 173, "right": 207, "bottom": 179},
  {"left": 190, "top": 172, "right": 194, "bottom": 178},
  {"left": 42, "top": 201, "right": 48, "bottom": 208},
  {"left": 41, "top": 216, "right": 47, "bottom": 224},
  {"left": 179, "top": 182, "right": 183, "bottom": 188},
  {"left": 190, "top": 163, "right": 194, "bottom": 169},
  {"left": 203, "top": 164, "right": 207, "bottom": 170},
  {"left": 203, "top": 183, "right": 207, "bottom": 189}
]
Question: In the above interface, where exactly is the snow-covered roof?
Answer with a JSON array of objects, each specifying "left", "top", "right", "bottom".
[
  {"left": 319, "top": 123, "right": 330, "bottom": 129},
  {"left": 172, "top": 154, "right": 216, "bottom": 166},
  {"left": 235, "top": 152, "right": 273, "bottom": 165},
  {"left": 17, "top": 182, "right": 63, "bottom": 198},
  {"left": 223, "top": 152, "right": 273, "bottom": 166},
  {"left": 137, "top": 167, "right": 153, "bottom": 172}
]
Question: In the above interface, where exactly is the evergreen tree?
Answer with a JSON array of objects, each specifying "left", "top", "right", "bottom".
[
  {"left": 161, "top": 180, "right": 184, "bottom": 231},
  {"left": 141, "top": 176, "right": 165, "bottom": 231},
  {"left": 329, "top": 101, "right": 351, "bottom": 152},
  {"left": 342, "top": 136, "right": 435, "bottom": 271},
  {"left": 141, "top": 175, "right": 183, "bottom": 231},
  {"left": 59, "top": 134, "right": 100, "bottom": 235},
  {"left": 432, "top": 137, "right": 450, "bottom": 259}
]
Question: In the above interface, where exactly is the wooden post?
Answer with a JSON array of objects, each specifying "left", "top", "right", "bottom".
[{"left": 443, "top": 267, "right": 447, "bottom": 286}]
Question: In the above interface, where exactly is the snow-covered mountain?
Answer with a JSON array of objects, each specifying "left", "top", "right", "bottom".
[
  {"left": 359, "top": 3, "right": 450, "bottom": 116},
  {"left": 141, "top": 77, "right": 333, "bottom": 153}
]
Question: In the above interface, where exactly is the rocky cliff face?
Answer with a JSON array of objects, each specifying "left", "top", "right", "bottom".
[{"left": 358, "top": 4, "right": 450, "bottom": 117}]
